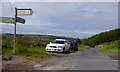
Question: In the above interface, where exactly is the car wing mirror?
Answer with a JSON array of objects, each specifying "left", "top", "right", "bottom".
[{"left": 66, "top": 43, "right": 69, "bottom": 45}]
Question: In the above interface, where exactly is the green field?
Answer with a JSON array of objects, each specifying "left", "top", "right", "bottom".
[{"left": 95, "top": 40, "right": 119, "bottom": 55}]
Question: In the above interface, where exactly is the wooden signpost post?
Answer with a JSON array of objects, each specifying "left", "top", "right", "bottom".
[{"left": 13, "top": 8, "right": 33, "bottom": 54}]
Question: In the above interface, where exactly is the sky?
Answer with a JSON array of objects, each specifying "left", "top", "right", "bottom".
[{"left": 1, "top": 1, "right": 118, "bottom": 39}]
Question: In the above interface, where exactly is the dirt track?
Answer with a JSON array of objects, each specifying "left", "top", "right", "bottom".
[
  {"left": 2, "top": 53, "right": 67, "bottom": 70},
  {"left": 2, "top": 48, "right": 119, "bottom": 71},
  {"left": 2, "top": 55, "right": 35, "bottom": 70},
  {"left": 33, "top": 48, "right": 118, "bottom": 70}
]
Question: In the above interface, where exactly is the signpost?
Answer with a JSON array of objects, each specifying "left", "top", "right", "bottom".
[
  {"left": 0, "top": 8, "right": 33, "bottom": 54},
  {"left": 13, "top": 8, "right": 33, "bottom": 54}
]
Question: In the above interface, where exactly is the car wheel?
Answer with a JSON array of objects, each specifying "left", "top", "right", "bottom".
[
  {"left": 67, "top": 48, "right": 71, "bottom": 53},
  {"left": 74, "top": 48, "right": 78, "bottom": 51},
  {"left": 63, "top": 47, "right": 65, "bottom": 53}
]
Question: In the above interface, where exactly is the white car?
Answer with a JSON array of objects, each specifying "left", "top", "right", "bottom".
[{"left": 46, "top": 39, "right": 70, "bottom": 52}]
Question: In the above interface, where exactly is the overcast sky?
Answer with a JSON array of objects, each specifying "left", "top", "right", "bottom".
[{"left": 1, "top": 2, "right": 118, "bottom": 39}]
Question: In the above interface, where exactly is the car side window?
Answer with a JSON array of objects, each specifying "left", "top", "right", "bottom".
[
  {"left": 65, "top": 41, "right": 67, "bottom": 44},
  {"left": 66, "top": 40, "right": 70, "bottom": 44}
]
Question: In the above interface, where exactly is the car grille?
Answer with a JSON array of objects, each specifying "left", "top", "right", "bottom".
[{"left": 49, "top": 46, "right": 57, "bottom": 48}]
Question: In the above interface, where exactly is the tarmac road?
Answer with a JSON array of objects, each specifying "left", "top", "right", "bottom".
[{"left": 33, "top": 48, "right": 118, "bottom": 70}]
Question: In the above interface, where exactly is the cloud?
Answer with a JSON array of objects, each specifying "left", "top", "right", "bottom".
[
  {"left": 2, "top": 2, "right": 118, "bottom": 38},
  {"left": 2, "top": 0, "right": 120, "bottom": 2}
]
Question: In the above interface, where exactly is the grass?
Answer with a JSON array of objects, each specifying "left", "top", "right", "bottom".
[
  {"left": 95, "top": 40, "right": 119, "bottom": 55},
  {"left": 78, "top": 44, "right": 90, "bottom": 51},
  {"left": 2, "top": 46, "right": 50, "bottom": 60}
]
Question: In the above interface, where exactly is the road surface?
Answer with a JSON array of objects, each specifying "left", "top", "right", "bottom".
[{"left": 33, "top": 48, "right": 118, "bottom": 70}]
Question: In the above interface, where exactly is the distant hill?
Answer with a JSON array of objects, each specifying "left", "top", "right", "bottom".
[
  {"left": 2, "top": 33, "right": 77, "bottom": 41},
  {"left": 82, "top": 28, "right": 120, "bottom": 47},
  {"left": 2, "top": 33, "right": 77, "bottom": 50}
]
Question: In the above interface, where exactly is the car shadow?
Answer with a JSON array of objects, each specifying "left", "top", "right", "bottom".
[{"left": 47, "top": 50, "right": 78, "bottom": 54}]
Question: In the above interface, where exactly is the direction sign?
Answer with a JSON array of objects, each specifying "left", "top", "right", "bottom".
[
  {"left": 0, "top": 17, "right": 25, "bottom": 24},
  {"left": 17, "top": 17, "right": 25, "bottom": 24},
  {"left": 17, "top": 9, "right": 33, "bottom": 15},
  {"left": 0, "top": 17, "right": 14, "bottom": 23}
]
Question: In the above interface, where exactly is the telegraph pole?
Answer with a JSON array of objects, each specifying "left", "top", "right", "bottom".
[{"left": 13, "top": 7, "right": 17, "bottom": 54}]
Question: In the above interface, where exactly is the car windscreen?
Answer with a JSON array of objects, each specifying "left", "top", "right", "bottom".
[{"left": 52, "top": 40, "right": 65, "bottom": 44}]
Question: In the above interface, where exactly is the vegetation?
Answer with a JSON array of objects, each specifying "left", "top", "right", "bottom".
[
  {"left": 2, "top": 34, "right": 54, "bottom": 60},
  {"left": 2, "top": 46, "right": 49, "bottom": 60},
  {"left": 95, "top": 40, "right": 120, "bottom": 54},
  {"left": 75, "top": 38, "right": 90, "bottom": 51},
  {"left": 2, "top": 28, "right": 119, "bottom": 59},
  {"left": 78, "top": 44, "right": 90, "bottom": 51},
  {"left": 77, "top": 28, "right": 119, "bottom": 54},
  {"left": 82, "top": 28, "right": 120, "bottom": 47},
  {"left": 76, "top": 38, "right": 81, "bottom": 45},
  {"left": 2, "top": 34, "right": 76, "bottom": 60},
  {"left": 2, "top": 34, "right": 55, "bottom": 48}
]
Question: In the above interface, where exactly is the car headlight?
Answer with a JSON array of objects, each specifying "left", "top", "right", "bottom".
[
  {"left": 58, "top": 46, "right": 64, "bottom": 48},
  {"left": 46, "top": 45, "right": 49, "bottom": 47}
]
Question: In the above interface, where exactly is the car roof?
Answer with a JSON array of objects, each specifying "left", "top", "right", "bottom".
[{"left": 55, "top": 39, "right": 66, "bottom": 41}]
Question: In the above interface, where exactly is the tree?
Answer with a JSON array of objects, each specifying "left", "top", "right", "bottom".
[
  {"left": 76, "top": 38, "right": 81, "bottom": 44},
  {"left": 82, "top": 28, "right": 120, "bottom": 47}
]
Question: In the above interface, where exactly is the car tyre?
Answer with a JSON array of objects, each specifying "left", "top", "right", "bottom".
[
  {"left": 63, "top": 47, "right": 65, "bottom": 53},
  {"left": 67, "top": 48, "right": 71, "bottom": 53}
]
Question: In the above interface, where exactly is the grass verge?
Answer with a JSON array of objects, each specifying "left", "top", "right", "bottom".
[
  {"left": 2, "top": 46, "right": 51, "bottom": 60},
  {"left": 78, "top": 44, "right": 90, "bottom": 51},
  {"left": 95, "top": 40, "right": 119, "bottom": 55}
]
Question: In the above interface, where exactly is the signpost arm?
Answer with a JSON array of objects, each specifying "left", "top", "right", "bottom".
[{"left": 13, "top": 7, "right": 17, "bottom": 54}]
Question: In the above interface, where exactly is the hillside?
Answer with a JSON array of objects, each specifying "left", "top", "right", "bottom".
[{"left": 82, "top": 28, "right": 120, "bottom": 47}]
